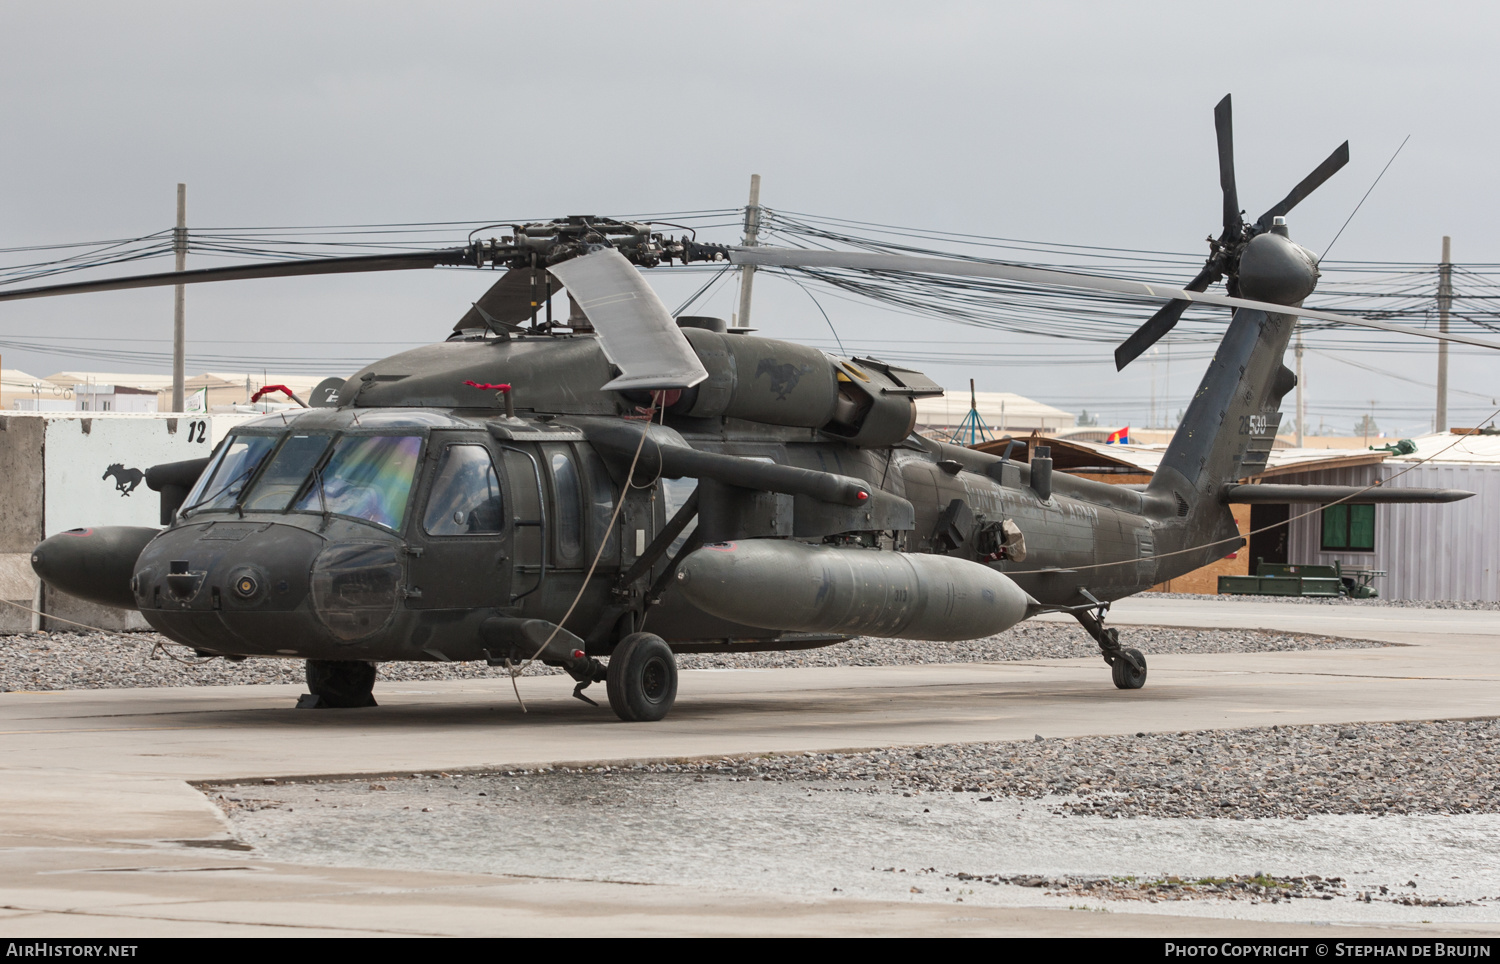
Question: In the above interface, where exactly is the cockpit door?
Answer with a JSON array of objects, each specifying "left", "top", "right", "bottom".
[{"left": 405, "top": 436, "right": 512, "bottom": 609}]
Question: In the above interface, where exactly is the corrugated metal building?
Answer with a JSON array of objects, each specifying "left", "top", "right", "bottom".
[
  {"left": 971, "top": 433, "right": 1497, "bottom": 601},
  {"left": 1272, "top": 433, "right": 1500, "bottom": 602}
]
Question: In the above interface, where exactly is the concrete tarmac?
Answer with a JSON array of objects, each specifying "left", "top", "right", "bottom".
[{"left": 1, "top": 598, "right": 1496, "bottom": 937}]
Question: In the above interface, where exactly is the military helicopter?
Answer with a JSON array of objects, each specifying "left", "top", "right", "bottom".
[{"left": 15, "top": 96, "right": 1490, "bottom": 722}]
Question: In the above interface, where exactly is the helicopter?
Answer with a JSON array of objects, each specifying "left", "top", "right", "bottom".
[{"left": 15, "top": 96, "right": 1489, "bottom": 722}]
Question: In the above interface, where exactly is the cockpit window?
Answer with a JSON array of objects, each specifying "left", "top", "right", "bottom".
[
  {"left": 294, "top": 435, "right": 422, "bottom": 531},
  {"left": 423, "top": 444, "right": 505, "bottom": 536},
  {"left": 185, "top": 435, "right": 277, "bottom": 513},
  {"left": 243, "top": 435, "right": 332, "bottom": 511}
]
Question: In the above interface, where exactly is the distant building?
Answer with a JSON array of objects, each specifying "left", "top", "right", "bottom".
[
  {"left": 74, "top": 384, "right": 158, "bottom": 413},
  {"left": 42, "top": 372, "right": 335, "bottom": 413},
  {"left": 3, "top": 369, "right": 72, "bottom": 412},
  {"left": 914, "top": 391, "right": 1073, "bottom": 440}
]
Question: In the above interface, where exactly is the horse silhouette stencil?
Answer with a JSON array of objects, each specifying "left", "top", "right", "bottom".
[{"left": 103, "top": 463, "right": 144, "bottom": 496}]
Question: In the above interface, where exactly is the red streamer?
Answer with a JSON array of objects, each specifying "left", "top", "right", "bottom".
[{"left": 250, "top": 384, "right": 295, "bottom": 403}]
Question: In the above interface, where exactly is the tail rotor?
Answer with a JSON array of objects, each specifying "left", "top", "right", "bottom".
[{"left": 1113, "top": 94, "right": 1349, "bottom": 370}]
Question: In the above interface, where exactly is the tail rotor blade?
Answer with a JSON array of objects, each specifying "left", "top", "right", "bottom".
[
  {"left": 1215, "top": 94, "right": 1240, "bottom": 234},
  {"left": 1113, "top": 264, "right": 1220, "bottom": 370},
  {"left": 1115, "top": 300, "right": 1190, "bottom": 371},
  {"left": 1255, "top": 141, "right": 1351, "bottom": 231}
]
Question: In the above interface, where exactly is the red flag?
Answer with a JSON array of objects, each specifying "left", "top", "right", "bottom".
[{"left": 1105, "top": 426, "right": 1131, "bottom": 444}]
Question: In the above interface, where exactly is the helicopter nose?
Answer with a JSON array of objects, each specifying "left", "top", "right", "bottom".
[{"left": 132, "top": 521, "right": 325, "bottom": 613}]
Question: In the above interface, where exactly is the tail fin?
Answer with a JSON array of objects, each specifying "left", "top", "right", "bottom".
[{"left": 1145, "top": 306, "right": 1298, "bottom": 571}]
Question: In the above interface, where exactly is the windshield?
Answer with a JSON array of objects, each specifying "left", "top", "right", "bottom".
[
  {"left": 293, "top": 435, "right": 422, "bottom": 531},
  {"left": 243, "top": 434, "right": 333, "bottom": 511},
  {"left": 186, "top": 431, "right": 422, "bottom": 531},
  {"left": 186, "top": 435, "right": 277, "bottom": 512}
]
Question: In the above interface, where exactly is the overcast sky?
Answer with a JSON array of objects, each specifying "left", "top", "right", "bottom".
[{"left": 2, "top": 1, "right": 1497, "bottom": 435}]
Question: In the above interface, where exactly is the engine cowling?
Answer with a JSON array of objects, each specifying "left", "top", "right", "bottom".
[{"left": 672, "top": 329, "right": 925, "bottom": 447}]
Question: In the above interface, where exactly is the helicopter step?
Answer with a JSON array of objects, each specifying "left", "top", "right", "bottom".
[
  {"left": 480, "top": 617, "right": 611, "bottom": 708},
  {"left": 1073, "top": 605, "right": 1147, "bottom": 690}
]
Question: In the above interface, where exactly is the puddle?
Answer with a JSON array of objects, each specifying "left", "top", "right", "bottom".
[{"left": 211, "top": 770, "right": 1500, "bottom": 924}]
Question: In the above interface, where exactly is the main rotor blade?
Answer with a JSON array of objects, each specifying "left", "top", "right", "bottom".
[
  {"left": 731, "top": 246, "right": 1500, "bottom": 352},
  {"left": 547, "top": 248, "right": 708, "bottom": 391},
  {"left": 1215, "top": 94, "right": 1240, "bottom": 235},
  {"left": 1255, "top": 141, "right": 1351, "bottom": 231},
  {"left": 454, "top": 267, "right": 558, "bottom": 332},
  {"left": 1113, "top": 264, "right": 1220, "bottom": 370},
  {"left": 0, "top": 249, "right": 472, "bottom": 304}
]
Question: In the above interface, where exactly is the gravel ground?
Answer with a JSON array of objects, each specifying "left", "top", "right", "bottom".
[
  {"left": 1150, "top": 592, "right": 1500, "bottom": 610},
  {"left": 947, "top": 872, "right": 1473, "bottom": 908},
  {"left": 0, "top": 623, "right": 1386, "bottom": 691},
  {"left": 531, "top": 718, "right": 1500, "bottom": 821}
]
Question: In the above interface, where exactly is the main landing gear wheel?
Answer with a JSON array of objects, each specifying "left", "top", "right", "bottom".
[
  {"left": 303, "top": 660, "right": 378, "bottom": 708},
  {"left": 606, "top": 632, "right": 678, "bottom": 722},
  {"left": 1111, "top": 648, "right": 1148, "bottom": 690}
]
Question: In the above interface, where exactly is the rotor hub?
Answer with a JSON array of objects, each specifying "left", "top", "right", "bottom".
[{"left": 1236, "top": 230, "right": 1320, "bottom": 306}]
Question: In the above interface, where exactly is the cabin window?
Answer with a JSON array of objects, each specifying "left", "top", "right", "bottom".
[
  {"left": 549, "top": 448, "right": 583, "bottom": 560},
  {"left": 1321, "top": 502, "right": 1375, "bottom": 552},
  {"left": 186, "top": 435, "right": 277, "bottom": 512},
  {"left": 423, "top": 445, "right": 505, "bottom": 536},
  {"left": 661, "top": 477, "right": 698, "bottom": 556},
  {"left": 584, "top": 452, "right": 618, "bottom": 559},
  {"left": 294, "top": 434, "right": 422, "bottom": 531},
  {"left": 243, "top": 435, "right": 332, "bottom": 511}
]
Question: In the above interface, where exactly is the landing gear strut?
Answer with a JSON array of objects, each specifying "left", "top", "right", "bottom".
[
  {"left": 606, "top": 632, "right": 678, "bottom": 722},
  {"left": 1073, "top": 601, "right": 1147, "bottom": 690},
  {"left": 300, "top": 660, "right": 378, "bottom": 708}
]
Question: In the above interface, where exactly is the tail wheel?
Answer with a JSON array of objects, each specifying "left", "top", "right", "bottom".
[
  {"left": 606, "top": 633, "right": 678, "bottom": 722},
  {"left": 304, "top": 659, "right": 378, "bottom": 708},
  {"left": 1111, "top": 648, "right": 1147, "bottom": 690}
]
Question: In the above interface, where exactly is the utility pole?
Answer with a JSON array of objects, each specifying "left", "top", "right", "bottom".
[
  {"left": 1294, "top": 325, "right": 1305, "bottom": 446},
  {"left": 172, "top": 183, "right": 187, "bottom": 412},
  {"left": 1149, "top": 347, "right": 1157, "bottom": 428},
  {"left": 1436, "top": 235, "right": 1452, "bottom": 434},
  {"left": 736, "top": 174, "right": 761, "bottom": 330}
]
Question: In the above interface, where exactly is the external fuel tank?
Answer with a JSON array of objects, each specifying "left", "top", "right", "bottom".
[{"left": 672, "top": 539, "right": 1034, "bottom": 642}]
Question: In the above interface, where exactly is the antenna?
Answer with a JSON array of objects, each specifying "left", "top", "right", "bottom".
[{"left": 947, "top": 378, "right": 993, "bottom": 447}]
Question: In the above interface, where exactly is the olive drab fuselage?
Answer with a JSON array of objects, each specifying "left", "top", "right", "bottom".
[{"left": 122, "top": 312, "right": 1287, "bottom": 664}]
